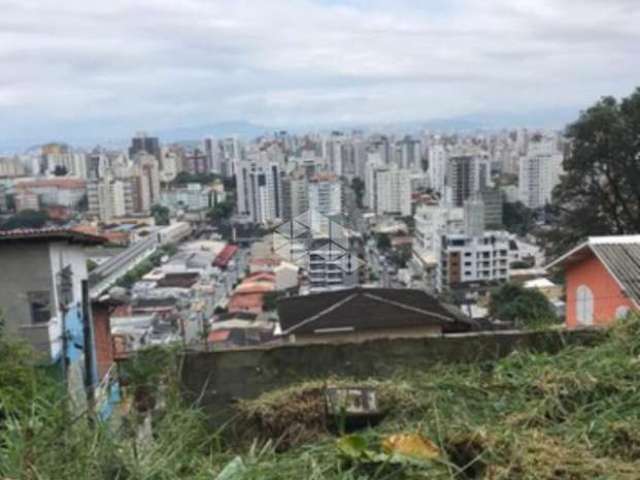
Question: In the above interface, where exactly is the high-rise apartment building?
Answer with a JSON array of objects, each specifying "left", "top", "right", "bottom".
[
  {"left": 447, "top": 155, "right": 491, "bottom": 207},
  {"left": 203, "top": 137, "right": 226, "bottom": 174},
  {"left": 281, "top": 169, "right": 309, "bottom": 220},
  {"left": 428, "top": 145, "right": 447, "bottom": 194},
  {"left": 88, "top": 174, "right": 134, "bottom": 222},
  {"left": 308, "top": 173, "right": 342, "bottom": 233},
  {"left": 518, "top": 140, "right": 563, "bottom": 209},
  {"left": 184, "top": 149, "right": 209, "bottom": 175},
  {"left": 366, "top": 159, "right": 411, "bottom": 217},
  {"left": 42, "top": 151, "right": 87, "bottom": 178},
  {"left": 234, "top": 159, "right": 282, "bottom": 224},
  {"left": 479, "top": 188, "right": 504, "bottom": 229},
  {"left": 377, "top": 168, "right": 411, "bottom": 216},
  {"left": 0, "top": 156, "right": 27, "bottom": 177},
  {"left": 129, "top": 132, "right": 161, "bottom": 165},
  {"left": 308, "top": 173, "right": 342, "bottom": 217},
  {"left": 396, "top": 136, "right": 421, "bottom": 171},
  {"left": 132, "top": 153, "right": 161, "bottom": 214}
]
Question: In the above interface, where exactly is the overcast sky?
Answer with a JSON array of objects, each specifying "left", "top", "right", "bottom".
[{"left": 1, "top": 0, "right": 640, "bottom": 146}]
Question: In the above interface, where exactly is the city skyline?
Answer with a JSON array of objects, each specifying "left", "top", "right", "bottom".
[{"left": 1, "top": 0, "right": 639, "bottom": 149}]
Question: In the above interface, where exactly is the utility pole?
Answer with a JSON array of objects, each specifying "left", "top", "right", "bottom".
[
  {"left": 81, "top": 279, "right": 96, "bottom": 421},
  {"left": 57, "top": 260, "right": 74, "bottom": 391}
]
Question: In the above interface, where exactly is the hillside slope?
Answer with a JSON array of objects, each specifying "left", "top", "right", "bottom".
[{"left": 1, "top": 320, "right": 640, "bottom": 479}]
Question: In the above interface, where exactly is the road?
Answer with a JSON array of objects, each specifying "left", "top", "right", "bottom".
[{"left": 88, "top": 234, "right": 160, "bottom": 298}]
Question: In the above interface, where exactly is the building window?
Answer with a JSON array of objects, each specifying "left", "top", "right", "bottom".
[
  {"left": 576, "top": 285, "right": 594, "bottom": 325},
  {"left": 28, "top": 291, "right": 51, "bottom": 324},
  {"left": 615, "top": 305, "right": 630, "bottom": 320}
]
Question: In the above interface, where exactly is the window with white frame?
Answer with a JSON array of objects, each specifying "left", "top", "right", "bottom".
[{"left": 576, "top": 285, "right": 594, "bottom": 325}]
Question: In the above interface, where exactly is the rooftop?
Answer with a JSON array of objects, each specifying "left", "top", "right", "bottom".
[
  {"left": 15, "top": 178, "right": 86, "bottom": 189},
  {"left": 278, "top": 287, "right": 471, "bottom": 336},
  {"left": 0, "top": 227, "right": 106, "bottom": 245},
  {"left": 213, "top": 244, "right": 239, "bottom": 268},
  {"left": 546, "top": 234, "right": 640, "bottom": 306}
]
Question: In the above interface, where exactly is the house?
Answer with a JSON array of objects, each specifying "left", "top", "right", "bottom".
[
  {"left": 274, "top": 261, "right": 299, "bottom": 291},
  {"left": 0, "top": 228, "right": 106, "bottom": 403},
  {"left": 277, "top": 287, "right": 472, "bottom": 343},
  {"left": 546, "top": 235, "right": 640, "bottom": 328},
  {"left": 207, "top": 311, "right": 275, "bottom": 348},
  {"left": 227, "top": 272, "right": 276, "bottom": 314}
]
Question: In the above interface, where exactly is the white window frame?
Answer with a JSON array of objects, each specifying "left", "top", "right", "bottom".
[{"left": 576, "top": 284, "right": 594, "bottom": 326}]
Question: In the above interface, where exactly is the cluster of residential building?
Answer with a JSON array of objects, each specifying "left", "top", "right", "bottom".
[
  {"left": 0, "top": 133, "right": 230, "bottom": 225},
  {"left": 225, "top": 128, "right": 565, "bottom": 228}
]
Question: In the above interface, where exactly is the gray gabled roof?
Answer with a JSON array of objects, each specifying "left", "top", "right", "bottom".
[
  {"left": 278, "top": 287, "right": 472, "bottom": 335},
  {"left": 590, "top": 242, "right": 640, "bottom": 306}
]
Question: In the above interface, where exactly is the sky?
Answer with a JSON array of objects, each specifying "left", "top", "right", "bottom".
[{"left": 1, "top": 0, "right": 640, "bottom": 148}]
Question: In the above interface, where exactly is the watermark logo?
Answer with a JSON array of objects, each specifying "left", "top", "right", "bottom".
[{"left": 271, "top": 210, "right": 365, "bottom": 274}]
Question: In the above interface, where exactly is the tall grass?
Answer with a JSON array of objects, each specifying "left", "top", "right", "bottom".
[{"left": 2, "top": 318, "right": 640, "bottom": 478}]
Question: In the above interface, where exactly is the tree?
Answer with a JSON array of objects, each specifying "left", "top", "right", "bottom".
[
  {"left": 0, "top": 312, "right": 52, "bottom": 420},
  {"left": 1, "top": 209, "right": 49, "bottom": 230},
  {"left": 503, "top": 201, "right": 536, "bottom": 237},
  {"left": 77, "top": 194, "right": 88, "bottom": 212},
  {"left": 53, "top": 165, "right": 68, "bottom": 176},
  {"left": 171, "top": 171, "right": 219, "bottom": 186},
  {"left": 207, "top": 199, "right": 234, "bottom": 222},
  {"left": 489, "top": 283, "right": 558, "bottom": 328},
  {"left": 151, "top": 204, "right": 170, "bottom": 226},
  {"left": 376, "top": 233, "right": 391, "bottom": 251},
  {"left": 262, "top": 291, "right": 280, "bottom": 312},
  {"left": 222, "top": 176, "right": 236, "bottom": 191},
  {"left": 545, "top": 87, "right": 640, "bottom": 253},
  {"left": 390, "top": 243, "right": 412, "bottom": 268},
  {"left": 351, "top": 177, "right": 365, "bottom": 208}
]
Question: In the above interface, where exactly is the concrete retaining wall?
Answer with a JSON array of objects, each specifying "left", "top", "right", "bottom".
[{"left": 180, "top": 329, "right": 603, "bottom": 423}]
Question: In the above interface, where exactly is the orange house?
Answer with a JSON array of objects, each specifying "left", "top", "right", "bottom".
[
  {"left": 547, "top": 236, "right": 640, "bottom": 328},
  {"left": 227, "top": 272, "right": 276, "bottom": 314}
]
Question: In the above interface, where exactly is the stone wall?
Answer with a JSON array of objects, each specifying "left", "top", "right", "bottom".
[{"left": 180, "top": 329, "right": 603, "bottom": 424}]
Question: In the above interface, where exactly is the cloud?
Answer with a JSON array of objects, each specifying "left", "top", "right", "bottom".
[{"left": 0, "top": 0, "right": 639, "bottom": 146}]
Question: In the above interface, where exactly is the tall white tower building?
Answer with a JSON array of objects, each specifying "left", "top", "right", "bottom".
[
  {"left": 234, "top": 159, "right": 282, "bottom": 224},
  {"left": 428, "top": 145, "right": 447, "bottom": 195},
  {"left": 518, "top": 140, "right": 563, "bottom": 209}
]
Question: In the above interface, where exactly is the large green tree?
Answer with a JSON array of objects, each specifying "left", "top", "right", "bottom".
[
  {"left": 350, "top": 177, "right": 365, "bottom": 208},
  {"left": 547, "top": 88, "right": 640, "bottom": 253},
  {"left": 207, "top": 199, "right": 235, "bottom": 222},
  {"left": 1, "top": 209, "right": 49, "bottom": 230},
  {"left": 489, "top": 283, "right": 557, "bottom": 328},
  {"left": 151, "top": 204, "right": 170, "bottom": 226},
  {"left": 503, "top": 201, "right": 536, "bottom": 237}
]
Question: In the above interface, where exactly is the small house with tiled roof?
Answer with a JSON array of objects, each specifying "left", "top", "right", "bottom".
[
  {"left": 546, "top": 235, "right": 640, "bottom": 328},
  {"left": 277, "top": 287, "right": 472, "bottom": 343}
]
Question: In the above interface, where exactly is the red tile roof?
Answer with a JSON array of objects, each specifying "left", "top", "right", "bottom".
[
  {"left": 234, "top": 282, "right": 275, "bottom": 294},
  {"left": 213, "top": 244, "right": 239, "bottom": 268},
  {"left": 208, "top": 330, "right": 231, "bottom": 343},
  {"left": 0, "top": 227, "right": 106, "bottom": 245},
  {"left": 246, "top": 271, "right": 276, "bottom": 282},
  {"left": 16, "top": 178, "right": 86, "bottom": 190},
  {"left": 227, "top": 293, "right": 266, "bottom": 314}
]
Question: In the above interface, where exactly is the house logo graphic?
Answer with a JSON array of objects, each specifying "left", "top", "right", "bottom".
[{"left": 271, "top": 209, "right": 365, "bottom": 274}]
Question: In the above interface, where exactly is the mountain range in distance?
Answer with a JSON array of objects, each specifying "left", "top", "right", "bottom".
[{"left": 0, "top": 107, "right": 580, "bottom": 154}]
